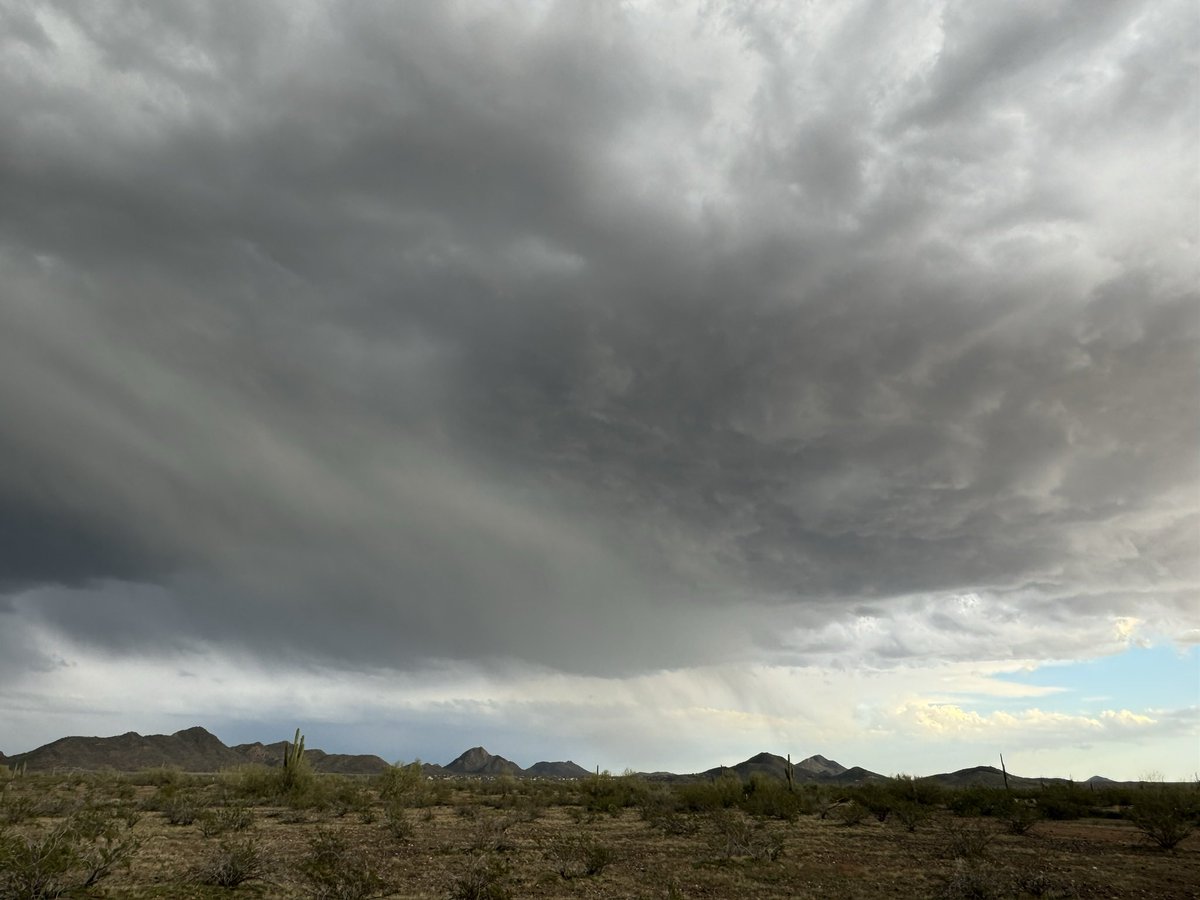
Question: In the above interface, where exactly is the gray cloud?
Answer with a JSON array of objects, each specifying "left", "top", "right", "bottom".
[{"left": 1, "top": 0, "right": 1196, "bottom": 678}]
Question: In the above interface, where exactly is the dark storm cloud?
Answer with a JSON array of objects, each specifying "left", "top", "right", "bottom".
[{"left": 1, "top": 0, "right": 1196, "bottom": 674}]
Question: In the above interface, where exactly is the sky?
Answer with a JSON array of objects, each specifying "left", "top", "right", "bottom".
[{"left": 1, "top": 0, "right": 1197, "bottom": 781}]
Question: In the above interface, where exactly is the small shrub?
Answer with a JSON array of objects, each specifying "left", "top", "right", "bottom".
[
  {"left": 376, "top": 762, "right": 429, "bottom": 807},
  {"left": 0, "top": 795, "right": 37, "bottom": 826},
  {"left": 834, "top": 800, "right": 869, "bottom": 826},
  {"left": 298, "top": 827, "right": 386, "bottom": 899},
  {"left": 676, "top": 775, "right": 743, "bottom": 813},
  {"left": 941, "top": 820, "right": 995, "bottom": 860},
  {"left": 164, "top": 797, "right": 199, "bottom": 826},
  {"left": 741, "top": 774, "right": 804, "bottom": 821},
  {"left": 891, "top": 774, "right": 944, "bottom": 807},
  {"left": 892, "top": 800, "right": 930, "bottom": 832},
  {"left": 384, "top": 802, "right": 413, "bottom": 840},
  {"left": 449, "top": 855, "right": 511, "bottom": 900},
  {"left": 543, "top": 832, "right": 616, "bottom": 878},
  {"left": 193, "top": 837, "right": 265, "bottom": 889},
  {"left": 331, "top": 781, "right": 372, "bottom": 818},
  {"left": 709, "top": 810, "right": 784, "bottom": 861},
  {"left": 853, "top": 783, "right": 893, "bottom": 822},
  {"left": 468, "top": 815, "right": 515, "bottom": 853},
  {"left": 0, "top": 811, "right": 138, "bottom": 899},
  {"left": 198, "top": 804, "right": 254, "bottom": 837},
  {"left": 580, "top": 773, "right": 650, "bottom": 814},
  {"left": 219, "top": 765, "right": 280, "bottom": 803},
  {"left": 1128, "top": 784, "right": 1195, "bottom": 850},
  {"left": 1001, "top": 799, "right": 1041, "bottom": 836},
  {"left": 0, "top": 821, "right": 81, "bottom": 899},
  {"left": 940, "top": 860, "right": 1005, "bottom": 900}
]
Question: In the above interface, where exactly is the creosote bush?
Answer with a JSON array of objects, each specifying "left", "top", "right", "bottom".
[
  {"left": 198, "top": 804, "right": 254, "bottom": 837},
  {"left": 449, "top": 855, "right": 511, "bottom": 900},
  {"left": 0, "top": 809, "right": 139, "bottom": 899},
  {"left": 1128, "top": 783, "right": 1196, "bottom": 850},
  {"left": 940, "top": 820, "right": 995, "bottom": 861},
  {"left": 543, "top": 831, "right": 616, "bottom": 878},
  {"left": 298, "top": 827, "right": 387, "bottom": 899},
  {"left": 193, "top": 837, "right": 266, "bottom": 889}
]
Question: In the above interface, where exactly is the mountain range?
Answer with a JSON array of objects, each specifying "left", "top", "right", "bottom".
[{"left": 0, "top": 726, "right": 1114, "bottom": 787}]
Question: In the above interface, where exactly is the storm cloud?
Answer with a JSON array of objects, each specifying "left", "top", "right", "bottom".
[{"left": 1, "top": 0, "right": 1196, "bottom": 742}]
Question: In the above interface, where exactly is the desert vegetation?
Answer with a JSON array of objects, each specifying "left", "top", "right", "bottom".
[{"left": 0, "top": 753, "right": 1197, "bottom": 898}]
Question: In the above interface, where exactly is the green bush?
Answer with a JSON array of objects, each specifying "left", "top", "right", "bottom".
[
  {"left": 833, "top": 800, "right": 869, "bottom": 826},
  {"left": 298, "top": 827, "right": 386, "bottom": 899},
  {"left": 940, "top": 820, "right": 995, "bottom": 860},
  {"left": 1036, "top": 784, "right": 1090, "bottom": 821},
  {"left": 219, "top": 764, "right": 281, "bottom": 803},
  {"left": 1128, "top": 784, "right": 1196, "bottom": 850},
  {"left": 852, "top": 783, "right": 893, "bottom": 822},
  {"left": 449, "top": 855, "right": 511, "bottom": 900},
  {"left": 543, "top": 832, "right": 616, "bottom": 878},
  {"left": 375, "top": 762, "right": 427, "bottom": 806},
  {"left": 0, "top": 809, "right": 139, "bottom": 899},
  {"left": 197, "top": 804, "right": 254, "bottom": 837},
  {"left": 675, "top": 775, "right": 744, "bottom": 813},
  {"left": 892, "top": 800, "right": 931, "bottom": 832},
  {"left": 741, "top": 774, "right": 804, "bottom": 821},
  {"left": 890, "top": 774, "right": 944, "bottom": 807},
  {"left": 708, "top": 809, "right": 783, "bottom": 861},
  {"left": 580, "top": 773, "right": 651, "bottom": 814}
]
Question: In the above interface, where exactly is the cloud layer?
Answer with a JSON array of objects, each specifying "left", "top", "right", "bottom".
[{"left": 1, "top": 0, "right": 1196, "bottom": 772}]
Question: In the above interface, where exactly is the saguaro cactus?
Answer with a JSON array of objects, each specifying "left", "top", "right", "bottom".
[
  {"left": 281, "top": 727, "right": 308, "bottom": 794},
  {"left": 284, "top": 728, "right": 306, "bottom": 772}
]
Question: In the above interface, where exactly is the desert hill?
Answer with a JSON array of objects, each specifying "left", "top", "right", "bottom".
[
  {"left": 526, "top": 760, "right": 591, "bottom": 779},
  {"left": 1, "top": 727, "right": 1127, "bottom": 786},
  {"left": 444, "top": 746, "right": 524, "bottom": 777},
  {"left": 232, "top": 740, "right": 390, "bottom": 775},
  {"left": 2, "top": 727, "right": 387, "bottom": 775},
  {"left": 697, "top": 752, "right": 882, "bottom": 784},
  {"left": 2, "top": 726, "right": 244, "bottom": 773}
]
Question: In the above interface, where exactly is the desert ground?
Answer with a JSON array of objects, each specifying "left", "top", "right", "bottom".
[{"left": 1, "top": 764, "right": 1197, "bottom": 899}]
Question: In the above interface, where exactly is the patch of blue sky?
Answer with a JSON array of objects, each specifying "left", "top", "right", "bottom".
[{"left": 986, "top": 645, "right": 1199, "bottom": 714}]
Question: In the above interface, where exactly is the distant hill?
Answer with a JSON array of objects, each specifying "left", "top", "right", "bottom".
[
  {"left": 2, "top": 727, "right": 1131, "bottom": 787},
  {"left": 699, "top": 752, "right": 876, "bottom": 784},
  {"left": 4, "top": 727, "right": 244, "bottom": 772},
  {"left": 231, "top": 741, "right": 389, "bottom": 775},
  {"left": 923, "top": 765, "right": 1074, "bottom": 790},
  {"left": 5, "top": 727, "right": 388, "bottom": 775},
  {"left": 525, "top": 760, "right": 591, "bottom": 779},
  {"left": 444, "top": 746, "right": 524, "bottom": 777}
]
